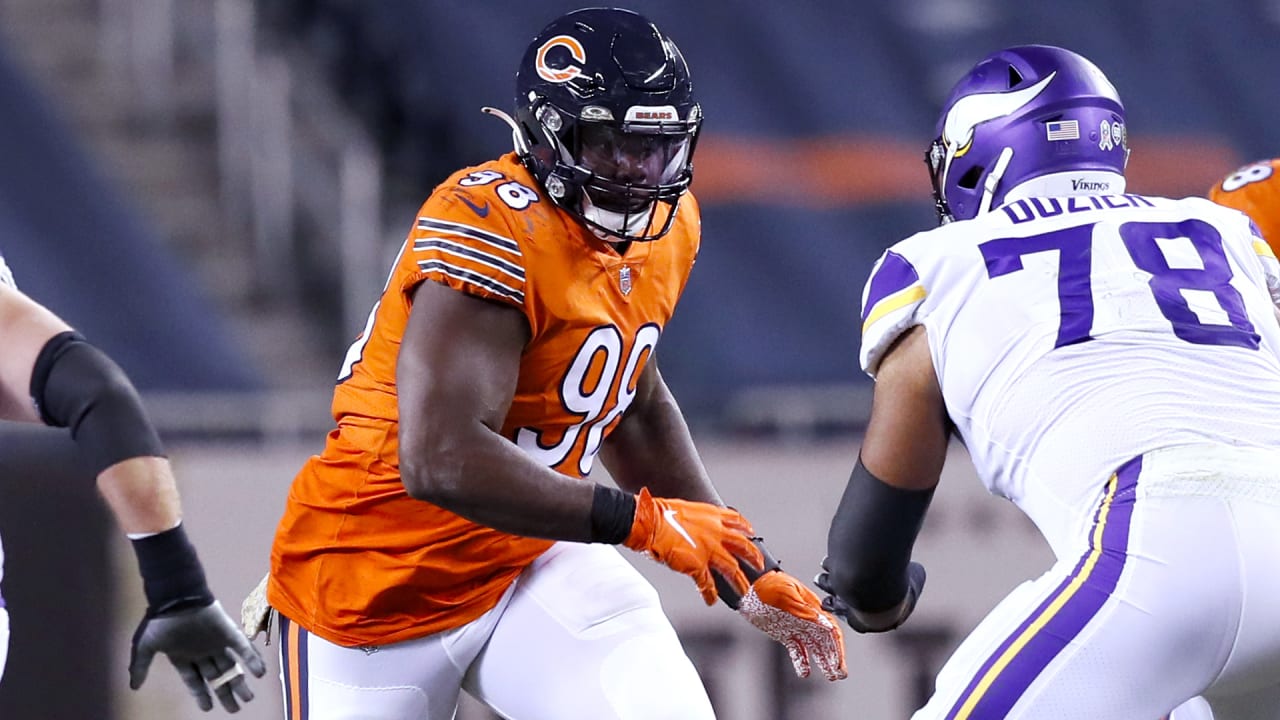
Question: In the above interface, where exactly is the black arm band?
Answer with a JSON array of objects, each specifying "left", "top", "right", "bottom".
[
  {"left": 130, "top": 523, "right": 214, "bottom": 613},
  {"left": 589, "top": 484, "right": 637, "bottom": 544},
  {"left": 825, "top": 455, "right": 934, "bottom": 613},
  {"left": 713, "top": 536, "right": 782, "bottom": 610},
  {"left": 29, "top": 331, "right": 167, "bottom": 476}
]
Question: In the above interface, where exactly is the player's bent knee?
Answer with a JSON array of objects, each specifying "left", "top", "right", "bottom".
[{"left": 597, "top": 630, "right": 715, "bottom": 720}]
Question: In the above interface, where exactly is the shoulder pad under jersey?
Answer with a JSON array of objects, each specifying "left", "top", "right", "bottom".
[{"left": 859, "top": 249, "right": 927, "bottom": 377}]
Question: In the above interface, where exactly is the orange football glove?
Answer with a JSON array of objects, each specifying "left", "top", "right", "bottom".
[
  {"left": 623, "top": 488, "right": 765, "bottom": 605},
  {"left": 739, "top": 571, "right": 848, "bottom": 681}
]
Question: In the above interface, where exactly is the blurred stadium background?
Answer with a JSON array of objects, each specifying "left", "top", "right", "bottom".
[{"left": 0, "top": 0, "right": 1275, "bottom": 718}]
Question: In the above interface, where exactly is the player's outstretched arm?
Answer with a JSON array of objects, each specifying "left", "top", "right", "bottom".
[
  {"left": 396, "top": 282, "right": 763, "bottom": 603},
  {"left": 821, "top": 326, "right": 948, "bottom": 634},
  {"left": 0, "top": 283, "right": 266, "bottom": 712}
]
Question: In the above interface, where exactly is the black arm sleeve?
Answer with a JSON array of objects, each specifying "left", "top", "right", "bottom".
[
  {"left": 29, "top": 331, "right": 167, "bottom": 476},
  {"left": 825, "top": 455, "right": 934, "bottom": 613}
]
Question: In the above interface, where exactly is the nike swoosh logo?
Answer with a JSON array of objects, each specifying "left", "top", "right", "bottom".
[
  {"left": 663, "top": 508, "right": 697, "bottom": 548},
  {"left": 458, "top": 194, "right": 490, "bottom": 218}
]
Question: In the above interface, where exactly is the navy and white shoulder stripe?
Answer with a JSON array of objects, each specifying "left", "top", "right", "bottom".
[{"left": 412, "top": 216, "right": 526, "bottom": 306}]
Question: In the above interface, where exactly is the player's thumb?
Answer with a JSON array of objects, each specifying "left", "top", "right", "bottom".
[
  {"left": 908, "top": 561, "right": 928, "bottom": 596},
  {"left": 128, "top": 643, "right": 155, "bottom": 690},
  {"left": 235, "top": 637, "right": 268, "bottom": 677},
  {"left": 694, "top": 570, "right": 718, "bottom": 606}
]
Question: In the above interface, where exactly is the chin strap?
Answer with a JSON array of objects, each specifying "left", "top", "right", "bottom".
[
  {"left": 481, "top": 107, "right": 531, "bottom": 157},
  {"left": 977, "top": 146, "right": 1015, "bottom": 216},
  {"left": 581, "top": 192, "right": 655, "bottom": 239}
]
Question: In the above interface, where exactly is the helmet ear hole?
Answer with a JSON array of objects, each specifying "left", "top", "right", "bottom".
[
  {"left": 1007, "top": 65, "right": 1023, "bottom": 87},
  {"left": 958, "top": 165, "right": 984, "bottom": 190}
]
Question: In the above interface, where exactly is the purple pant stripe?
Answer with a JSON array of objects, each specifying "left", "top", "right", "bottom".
[
  {"left": 279, "top": 616, "right": 293, "bottom": 716},
  {"left": 298, "top": 622, "right": 309, "bottom": 720},
  {"left": 944, "top": 455, "right": 1142, "bottom": 719}
]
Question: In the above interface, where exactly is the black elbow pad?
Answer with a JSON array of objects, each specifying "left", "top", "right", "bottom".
[{"left": 30, "top": 331, "right": 166, "bottom": 474}]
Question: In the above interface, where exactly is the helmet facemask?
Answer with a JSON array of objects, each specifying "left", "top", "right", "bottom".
[
  {"left": 927, "top": 136, "right": 1014, "bottom": 226},
  {"left": 521, "top": 95, "right": 701, "bottom": 242},
  {"left": 925, "top": 138, "right": 954, "bottom": 224},
  {"left": 506, "top": 7, "right": 702, "bottom": 243}
]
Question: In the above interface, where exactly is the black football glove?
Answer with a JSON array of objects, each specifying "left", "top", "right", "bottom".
[
  {"left": 129, "top": 600, "right": 267, "bottom": 713},
  {"left": 815, "top": 559, "right": 926, "bottom": 634}
]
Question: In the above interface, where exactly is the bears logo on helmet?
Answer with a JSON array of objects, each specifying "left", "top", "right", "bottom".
[{"left": 535, "top": 35, "right": 586, "bottom": 84}]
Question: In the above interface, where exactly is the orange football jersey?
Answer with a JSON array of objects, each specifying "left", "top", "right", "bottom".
[
  {"left": 1209, "top": 158, "right": 1280, "bottom": 255},
  {"left": 268, "top": 152, "right": 701, "bottom": 646}
]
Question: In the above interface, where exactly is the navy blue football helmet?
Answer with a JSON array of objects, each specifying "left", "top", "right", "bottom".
[{"left": 497, "top": 8, "right": 701, "bottom": 241}]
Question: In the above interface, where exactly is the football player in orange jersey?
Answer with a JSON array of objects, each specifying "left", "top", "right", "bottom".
[
  {"left": 255, "top": 7, "right": 845, "bottom": 720},
  {"left": 0, "top": 254, "right": 265, "bottom": 711},
  {"left": 1209, "top": 158, "right": 1280, "bottom": 255}
]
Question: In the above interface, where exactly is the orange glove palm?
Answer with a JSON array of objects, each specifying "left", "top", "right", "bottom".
[
  {"left": 739, "top": 571, "right": 848, "bottom": 681},
  {"left": 623, "top": 488, "right": 764, "bottom": 605}
]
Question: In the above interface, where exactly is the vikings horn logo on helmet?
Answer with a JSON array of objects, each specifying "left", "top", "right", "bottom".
[{"left": 942, "top": 73, "right": 1055, "bottom": 160}]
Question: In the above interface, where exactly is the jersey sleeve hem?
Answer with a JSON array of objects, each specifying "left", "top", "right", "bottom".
[
  {"left": 400, "top": 268, "right": 526, "bottom": 311},
  {"left": 406, "top": 206, "right": 529, "bottom": 311},
  {"left": 860, "top": 250, "right": 927, "bottom": 377}
]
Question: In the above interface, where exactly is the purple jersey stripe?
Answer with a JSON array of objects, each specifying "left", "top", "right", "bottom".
[
  {"left": 945, "top": 455, "right": 1142, "bottom": 719},
  {"left": 862, "top": 251, "right": 920, "bottom": 322}
]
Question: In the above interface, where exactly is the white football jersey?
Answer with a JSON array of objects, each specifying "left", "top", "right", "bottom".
[{"left": 861, "top": 193, "right": 1280, "bottom": 554}]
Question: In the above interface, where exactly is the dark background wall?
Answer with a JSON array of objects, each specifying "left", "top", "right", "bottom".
[
  {"left": 259, "top": 0, "right": 1279, "bottom": 419},
  {"left": 0, "top": 431, "right": 112, "bottom": 719}
]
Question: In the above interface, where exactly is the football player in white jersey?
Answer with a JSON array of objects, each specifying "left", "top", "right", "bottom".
[
  {"left": 0, "top": 252, "right": 265, "bottom": 711},
  {"left": 818, "top": 45, "right": 1280, "bottom": 719}
]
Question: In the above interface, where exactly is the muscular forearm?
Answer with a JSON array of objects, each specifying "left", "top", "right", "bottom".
[
  {"left": 401, "top": 423, "right": 602, "bottom": 541},
  {"left": 97, "top": 456, "right": 183, "bottom": 534}
]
